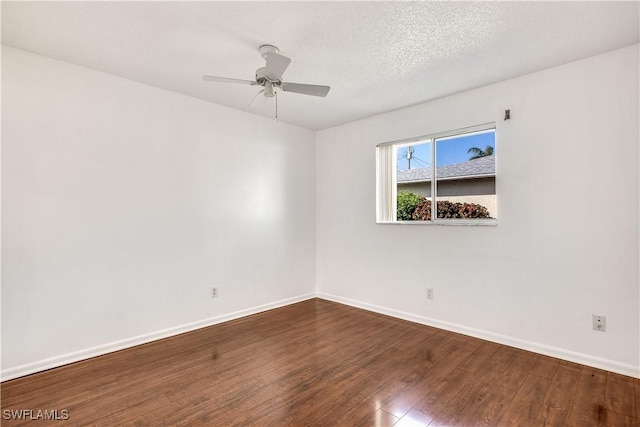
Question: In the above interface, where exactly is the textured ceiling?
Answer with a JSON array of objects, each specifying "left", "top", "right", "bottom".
[{"left": 2, "top": 1, "right": 639, "bottom": 130}]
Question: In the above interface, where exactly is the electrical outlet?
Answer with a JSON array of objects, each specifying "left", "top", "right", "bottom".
[
  {"left": 426, "top": 288, "right": 434, "bottom": 300},
  {"left": 211, "top": 287, "right": 218, "bottom": 298},
  {"left": 592, "top": 315, "right": 606, "bottom": 332}
]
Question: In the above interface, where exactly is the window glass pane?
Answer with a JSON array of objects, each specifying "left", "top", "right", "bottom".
[
  {"left": 395, "top": 141, "right": 432, "bottom": 221},
  {"left": 435, "top": 130, "right": 496, "bottom": 219}
]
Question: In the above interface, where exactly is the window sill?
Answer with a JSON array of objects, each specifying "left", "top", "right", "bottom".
[{"left": 377, "top": 219, "right": 497, "bottom": 226}]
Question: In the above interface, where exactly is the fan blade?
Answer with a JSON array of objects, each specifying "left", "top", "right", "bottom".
[
  {"left": 280, "top": 82, "right": 330, "bottom": 97},
  {"left": 264, "top": 53, "right": 291, "bottom": 80},
  {"left": 203, "top": 75, "right": 258, "bottom": 85}
]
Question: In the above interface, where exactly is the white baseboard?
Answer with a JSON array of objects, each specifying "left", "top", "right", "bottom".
[
  {"left": 317, "top": 292, "right": 640, "bottom": 379},
  {"left": 4, "top": 291, "right": 638, "bottom": 381},
  {"left": 1, "top": 293, "right": 315, "bottom": 382}
]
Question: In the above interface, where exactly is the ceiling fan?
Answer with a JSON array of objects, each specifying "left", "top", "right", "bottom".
[{"left": 203, "top": 45, "right": 330, "bottom": 120}]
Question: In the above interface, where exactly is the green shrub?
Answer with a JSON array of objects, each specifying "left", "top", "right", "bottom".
[
  {"left": 396, "top": 191, "right": 422, "bottom": 221},
  {"left": 412, "top": 199, "right": 492, "bottom": 220}
]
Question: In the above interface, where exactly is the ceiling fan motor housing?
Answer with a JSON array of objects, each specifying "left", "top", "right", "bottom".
[{"left": 256, "top": 67, "right": 278, "bottom": 97}]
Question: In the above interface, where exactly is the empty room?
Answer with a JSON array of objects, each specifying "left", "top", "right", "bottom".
[{"left": 1, "top": 1, "right": 639, "bottom": 426}]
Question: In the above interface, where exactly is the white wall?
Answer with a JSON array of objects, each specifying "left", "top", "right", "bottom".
[
  {"left": 3, "top": 44, "right": 639, "bottom": 381},
  {"left": 1, "top": 47, "right": 316, "bottom": 379},
  {"left": 316, "top": 45, "right": 640, "bottom": 377}
]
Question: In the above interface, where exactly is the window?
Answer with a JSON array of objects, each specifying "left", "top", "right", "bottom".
[{"left": 376, "top": 123, "right": 496, "bottom": 224}]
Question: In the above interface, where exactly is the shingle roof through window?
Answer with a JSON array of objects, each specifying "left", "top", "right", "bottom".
[{"left": 397, "top": 155, "right": 495, "bottom": 183}]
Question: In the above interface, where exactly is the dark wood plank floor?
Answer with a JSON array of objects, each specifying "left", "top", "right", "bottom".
[{"left": 1, "top": 298, "right": 638, "bottom": 426}]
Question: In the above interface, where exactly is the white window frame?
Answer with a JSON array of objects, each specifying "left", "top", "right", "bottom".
[{"left": 376, "top": 123, "right": 497, "bottom": 226}]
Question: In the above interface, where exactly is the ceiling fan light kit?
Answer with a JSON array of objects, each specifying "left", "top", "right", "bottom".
[{"left": 203, "top": 44, "right": 330, "bottom": 120}]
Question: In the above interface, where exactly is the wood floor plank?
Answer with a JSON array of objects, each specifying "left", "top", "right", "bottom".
[
  {"left": 636, "top": 380, "right": 640, "bottom": 419},
  {"left": 459, "top": 341, "right": 500, "bottom": 373},
  {"left": 354, "top": 408, "right": 399, "bottom": 427},
  {"left": 606, "top": 372, "right": 636, "bottom": 417},
  {"left": 424, "top": 379, "right": 481, "bottom": 426},
  {"left": 427, "top": 368, "right": 514, "bottom": 427},
  {"left": 379, "top": 344, "right": 474, "bottom": 418},
  {"left": 529, "top": 354, "right": 560, "bottom": 379},
  {"left": 404, "top": 360, "right": 477, "bottom": 424},
  {"left": 493, "top": 348, "right": 537, "bottom": 391},
  {"left": 483, "top": 346, "right": 518, "bottom": 374},
  {"left": 536, "top": 362, "right": 582, "bottom": 426},
  {"left": 1, "top": 298, "right": 638, "bottom": 426},
  {"left": 566, "top": 366, "right": 609, "bottom": 427},
  {"left": 497, "top": 374, "right": 553, "bottom": 426},
  {"left": 394, "top": 408, "right": 433, "bottom": 427},
  {"left": 460, "top": 383, "right": 514, "bottom": 426}
]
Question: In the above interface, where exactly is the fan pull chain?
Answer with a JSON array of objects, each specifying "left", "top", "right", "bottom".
[{"left": 275, "top": 91, "right": 278, "bottom": 122}]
